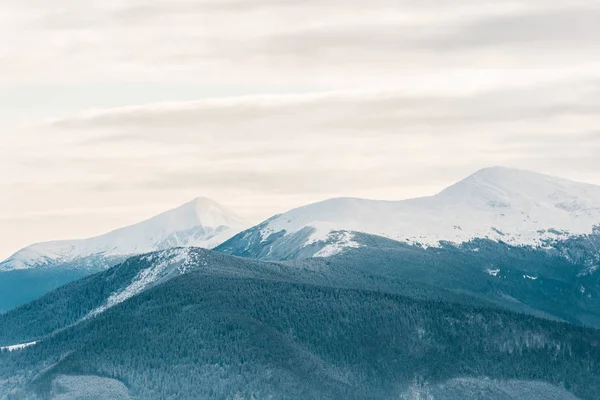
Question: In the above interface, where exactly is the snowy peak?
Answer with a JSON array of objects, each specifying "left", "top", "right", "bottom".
[
  {"left": 182, "top": 197, "right": 248, "bottom": 229},
  {"left": 439, "top": 167, "right": 600, "bottom": 211},
  {"left": 0, "top": 198, "right": 250, "bottom": 271},
  {"left": 143, "top": 197, "right": 249, "bottom": 234},
  {"left": 220, "top": 167, "right": 600, "bottom": 259}
]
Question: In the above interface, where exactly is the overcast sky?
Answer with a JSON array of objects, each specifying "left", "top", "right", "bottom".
[{"left": 1, "top": 0, "right": 600, "bottom": 259}]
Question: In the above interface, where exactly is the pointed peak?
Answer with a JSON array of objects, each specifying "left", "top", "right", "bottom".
[
  {"left": 454, "top": 166, "right": 565, "bottom": 188},
  {"left": 437, "top": 166, "right": 600, "bottom": 208},
  {"left": 469, "top": 166, "right": 538, "bottom": 179},
  {"left": 186, "top": 196, "right": 221, "bottom": 206},
  {"left": 176, "top": 196, "right": 225, "bottom": 211},
  {"left": 473, "top": 165, "right": 513, "bottom": 173},
  {"left": 0, "top": 197, "right": 251, "bottom": 271},
  {"left": 182, "top": 197, "right": 226, "bottom": 213},
  {"left": 169, "top": 197, "right": 249, "bottom": 229}
]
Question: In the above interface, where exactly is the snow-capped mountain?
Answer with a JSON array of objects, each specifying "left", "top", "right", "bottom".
[
  {"left": 0, "top": 197, "right": 249, "bottom": 272},
  {"left": 217, "top": 167, "right": 600, "bottom": 259}
]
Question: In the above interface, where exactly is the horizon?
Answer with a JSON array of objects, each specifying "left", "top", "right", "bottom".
[{"left": 3, "top": 165, "right": 599, "bottom": 260}]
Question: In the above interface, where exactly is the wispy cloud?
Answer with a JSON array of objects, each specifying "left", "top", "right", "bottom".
[
  {"left": 1, "top": 0, "right": 599, "bottom": 84},
  {"left": 5, "top": 83, "right": 600, "bottom": 205}
]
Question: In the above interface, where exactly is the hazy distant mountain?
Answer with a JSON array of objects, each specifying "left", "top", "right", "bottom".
[
  {"left": 1, "top": 247, "right": 598, "bottom": 400},
  {"left": 1, "top": 197, "right": 249, "bottom": 272},
  {"left": 217, "top": 167, "right": 600, "bottom": 260},
  {"left": 0, "top": 198, "right": 249, "bottom": 312}
]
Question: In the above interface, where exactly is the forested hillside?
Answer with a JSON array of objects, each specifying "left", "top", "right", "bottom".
[
  {"left": 2, "top": 238, "right": 599, "bottom": 400},
  {"left": 0, "top": 247, "right": 490, "bottom": 348},
  {"left": 311, "top": 233, "right": 600, "bottom": 328},
  {"left": 1, "top": 271, "right": 599, "bottom": 399}
]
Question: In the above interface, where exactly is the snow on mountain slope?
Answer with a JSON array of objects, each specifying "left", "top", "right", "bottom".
[
  {"left": 1, "top": 198, "right": 249, "bottom": 271},
  {"left": 0, "top": 341, "right": 36, "bottom": 352},
  {"left": 219, "top": 167, "right": 600, "bottom": 259},
  {"left": 85, "top": 248, "right": 199, "bottom": 319}
]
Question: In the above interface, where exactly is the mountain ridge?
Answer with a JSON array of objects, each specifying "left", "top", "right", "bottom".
[
  {"left": 218, "top": 167, "right": 600, "bottom": 260},
  {"left": 0, "top": 197, "right": 249, "bottom": 272}
]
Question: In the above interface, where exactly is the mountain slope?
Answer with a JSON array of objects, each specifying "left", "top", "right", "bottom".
[
  {"left": 1, "top": 261, "right": 599, "bottom": 400},
  {"left": 217, "top": 167, "right": 600, "bottom": 260},
  {"left": 0, "top": 197, "right": 249, "bottom": 313},
  {"left": 1, "top": 197, "right": 249, "bottom": 272},
  {"left": 325, "top": 233, "right": 600, "bottom": 328},
  {"left": 0, "top": 247, "right": 491, "bottom": 348},
  {"left": 217, "top": 230, "right": 600, "bottom": 329}
]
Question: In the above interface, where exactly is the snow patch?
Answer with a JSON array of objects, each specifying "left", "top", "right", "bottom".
[
  {"left": 1, "top": 341, "right": 37, "bottom": 352},
  {"left": 578, "top": 265, "right": 599, "bottom": 277},
  {"left": 85, "top": 248, "right": 193, "bottom": 319},
  {"left": 313, "top": 231, "right": 360, "bottom": 258},
  {"left": 259, "top": 226, "right": 276, "bottom": 243}
]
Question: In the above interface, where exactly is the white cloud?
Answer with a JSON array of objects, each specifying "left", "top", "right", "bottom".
[{"left": 0, "top": 0, "right": 599, "bottom": 85}]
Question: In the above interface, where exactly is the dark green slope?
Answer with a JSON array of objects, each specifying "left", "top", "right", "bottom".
[
  {"left": 0, "top": 248, "right": 306, "bottom": 347},
  {"left": 0, "top": 247, "right": 488, "bottom": 348},
  {"left": 285, "top": 233, "right": 600, "bottom": 328},
  {"left": 217, "top": 226, "right": 600, "bottom": 328},
  {"left": 1, "top": 272, "right": 599, "bottom": 400}
]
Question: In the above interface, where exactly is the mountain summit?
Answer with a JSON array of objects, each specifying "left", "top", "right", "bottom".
[
  {"left": 0, "top": 197, "right": 249, "bottom": 272},
  {"left": 439, "top": 166, "right": 600, "bottom": 207},
  {"left": 218, "top": 167, "right": 600, "bottom": 259}
]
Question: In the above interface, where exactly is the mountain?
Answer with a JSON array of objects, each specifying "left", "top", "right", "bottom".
[
  {"left": 1, "top": 197, "right": 249, "bottom": 272},
  {"left": 316, "top": 232, "right": 600, "bottom": 328},
  {"left": 1, "top": 248, "right": 599, "bottom": 400},
  {"left": 217, "top": 167, "right": 600, "bottom": 260},
  {"left": 2, "top": 167, "right": 599, "bottom": 399},
  {"left": 0, "top": 247, "right": 488, "bottom": 348},
  {"left": 0, "top": 197, "right": 249, "bottom": 312},
  {"left": 214, "top": 167, "right": 600, "bottom": 330}
]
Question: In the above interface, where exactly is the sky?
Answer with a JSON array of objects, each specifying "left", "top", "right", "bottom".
[{"left": 1, "top": 0, "right": 600, "bottom": 259}]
